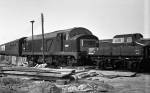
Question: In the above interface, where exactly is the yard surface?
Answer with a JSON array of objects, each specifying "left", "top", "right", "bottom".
[{"left": 0, "top": 69, "right": 150, "bottom": 93}]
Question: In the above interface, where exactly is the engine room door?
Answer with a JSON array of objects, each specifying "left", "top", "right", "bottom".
[{"left": 56, "top": 33, "right": 64, "bottom": 51}]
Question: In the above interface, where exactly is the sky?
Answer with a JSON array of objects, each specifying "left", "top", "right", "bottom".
[{"left": 0, "top": 0, "right": 149, "bottom": 44}]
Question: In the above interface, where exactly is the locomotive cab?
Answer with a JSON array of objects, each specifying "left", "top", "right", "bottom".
[
  {"left": 61, "top": 27, "right": 99, "bottom": 55},
  {"left": 112, "top": 33, "right": 143, "bottom": 43},
  {"left": 136, "top": 38, "right": 150, "bottom": 59}
]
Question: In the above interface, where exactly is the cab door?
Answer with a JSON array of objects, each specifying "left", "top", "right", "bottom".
[
  {"left": 147, "top": 47, "right": 150, "bottom": 59},
  {"left": 144, "top": 46, "right": 150, "bottom": 59}
]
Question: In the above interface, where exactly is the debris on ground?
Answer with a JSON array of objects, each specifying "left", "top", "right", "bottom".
[
  {"left": 34, "top": 63, "right": 47, "bottom": 68},
  {"left": 70, "top": 70, "right": 137, "bottom": 80},
  {"left": 0, "top": 77, "right": 62, "bottom": 93},
  {"left": 71, "top": 71, "right": 99, "bottom": 80},
  {"left": 0, "top": 76, "right": 114, "bottom": 93},
  {"left": 57, "top": 79, "right": 114, "bottom": 93},
  {"left": 97, "top": 71, "right": 137, "bottom": 79}
]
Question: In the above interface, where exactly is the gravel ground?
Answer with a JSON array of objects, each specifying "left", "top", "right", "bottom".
[{"left": 87, "top": 70, "right": 150, "bottom": 93}]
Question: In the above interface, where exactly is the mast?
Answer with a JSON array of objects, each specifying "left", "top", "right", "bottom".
[
  {"left": 41, "top": 13, "right": 45, "bottom": 63},
  {"left": 30, "top": 20, "right": 35, "bottom": 61}
]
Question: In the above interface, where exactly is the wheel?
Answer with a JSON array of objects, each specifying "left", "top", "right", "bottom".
[
  {"left": 131, "top": 62, "right": 139, "bottom": 72},
  {"left": 98, "top": 61, "right": 105, "bottom": 69},
  {"left": 68, "top": 57, "right": 77, "bottom": 66}
]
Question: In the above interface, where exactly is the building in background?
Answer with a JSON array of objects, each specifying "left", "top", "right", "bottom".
[{"left": 144, "top": 0, "right": 150, "bottom": 38}]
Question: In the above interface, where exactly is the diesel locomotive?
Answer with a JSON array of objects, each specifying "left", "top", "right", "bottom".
[
  {"left": 93, "top": 33, "right": 150, "bottom": 71},
  {"left": 0, "top": 27, "right": 99, "bottom": 66}
]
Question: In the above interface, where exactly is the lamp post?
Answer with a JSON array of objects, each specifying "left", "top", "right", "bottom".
[{"left": 30, "top": 20, "right": 35, "bottom": 61}]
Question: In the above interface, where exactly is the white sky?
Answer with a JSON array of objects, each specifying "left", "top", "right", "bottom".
[{"left": 0, "top": 0, "right": 149, "bottom": 44}]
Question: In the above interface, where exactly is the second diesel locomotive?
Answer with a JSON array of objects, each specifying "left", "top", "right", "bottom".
[
  {"left": 92, "top": 33, "right": 150, "bottom": 71},
  {"left": 0, "top": 27, "right": 99, "bottom": 66}
]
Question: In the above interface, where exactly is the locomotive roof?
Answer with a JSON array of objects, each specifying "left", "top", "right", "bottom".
[
  {"left": 113, "top": 33, "right": 143, "bottom": 38},
  {"left": 0, "top": 37, "right": 26, "bottom": 45},
  {"left": 26, "top": 27, "right": 92, "bottom": 40}
]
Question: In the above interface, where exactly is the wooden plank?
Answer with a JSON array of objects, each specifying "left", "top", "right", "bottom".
[
  {"left": 5, "top": 74, "right": 64, "bottom": 81},
  {"left": 1, "top": 71, "right": 70, "bottom": 77},
  {"left": 1, "top": 66, "right": 75, "bottom": 74},
  {"left": 0, "top": 66, "right": 76, "bottom": 81}
]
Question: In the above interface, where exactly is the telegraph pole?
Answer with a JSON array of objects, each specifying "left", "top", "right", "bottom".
[
  {"left": 30, "top": 20, "right": 35, "bottom": 61},
  {"left": 41, "top": 13, "right": 45, "bottom": 63}
]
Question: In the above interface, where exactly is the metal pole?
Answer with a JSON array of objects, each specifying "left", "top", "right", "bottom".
[
  {"left": 30, "top": 20, "right": 35, "bottom": 61},
  {"left": 41, "top": 13, "right": 45, "bottom": 63}
]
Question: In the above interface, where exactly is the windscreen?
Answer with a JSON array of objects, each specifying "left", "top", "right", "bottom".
[{"left": 82, "top": 39, "right": 98, "bottom": 47}]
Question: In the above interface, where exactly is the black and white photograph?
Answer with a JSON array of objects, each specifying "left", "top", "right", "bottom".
[{"left": 0, "top": 0, "right": 150, "bottom": 93}]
